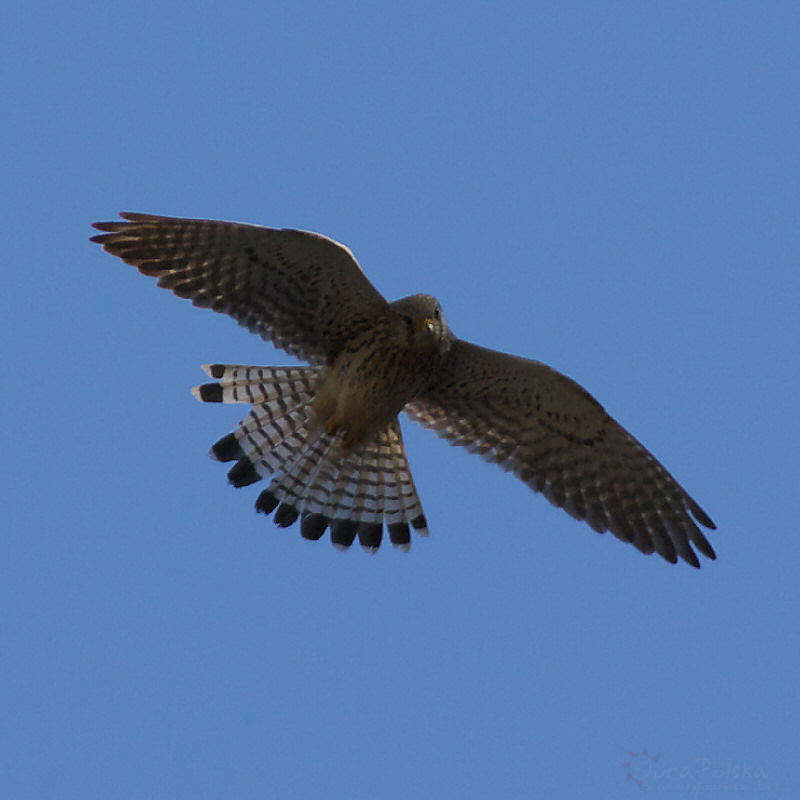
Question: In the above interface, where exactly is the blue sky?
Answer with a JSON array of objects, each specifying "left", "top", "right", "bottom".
[{"left": 3, "top": 3, "right": 798, "bottom": 797}]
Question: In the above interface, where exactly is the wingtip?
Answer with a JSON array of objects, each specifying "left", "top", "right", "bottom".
[
  {"left": 682, "top": 549, "right": 702, "bottom": 569},
  {"left": 687, "top": 498, "right": 716, "bottom": 530},
  {"left": 91, "top": 212, "right": 142, "bottom": 234}
]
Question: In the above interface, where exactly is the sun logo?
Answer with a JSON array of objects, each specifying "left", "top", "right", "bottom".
[{"left": 620, "top": 746, "right": 660, "bottom": 788}]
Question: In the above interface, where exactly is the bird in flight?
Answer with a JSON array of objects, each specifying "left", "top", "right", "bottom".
[{"left": 91, "top": 213, "right": 716, "bottom": 567}]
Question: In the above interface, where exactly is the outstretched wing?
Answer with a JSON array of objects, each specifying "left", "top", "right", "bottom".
[
  {"left": 91, "top": 212, "right": 388, "bottom": 365},
  {"left": 406, "top": 339, "right": 716, "bottom": 567}
]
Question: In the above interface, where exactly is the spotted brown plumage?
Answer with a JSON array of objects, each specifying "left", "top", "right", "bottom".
[{"left": 92, "top": 212, "right": 716, "bottom": 566}]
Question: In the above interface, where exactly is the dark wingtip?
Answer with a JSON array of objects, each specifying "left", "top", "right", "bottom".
[
  {"left": 693, "top": 534, "right": 717, "bottom": 561},
  {"left": 90, "top": 221, "right": 119, "bottom": 235},
  {"left": 696, "top": 511, "right": 716, "bottom": 531},
  {"left": 206, "top": 364, "right": 226, "bottom": 379},
  {"left": 681, "top": 548, "right": 701, "bottom": 569}
]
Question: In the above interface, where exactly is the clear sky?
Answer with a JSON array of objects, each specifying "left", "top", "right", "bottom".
[{"left": 3, "top": 3, "right": 798, "bottom": 798}]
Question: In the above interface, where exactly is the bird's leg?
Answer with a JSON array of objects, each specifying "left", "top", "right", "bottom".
[
  {"left": 307, "top": 407, "right": 361, "bottom": 459},
  {"left": 339, "top": 428, "right": 363, "bottom": 453}
]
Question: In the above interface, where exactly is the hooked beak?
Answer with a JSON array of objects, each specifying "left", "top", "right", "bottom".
[{"left": 413, "top": 317, "right": 436, "bottom": 335}]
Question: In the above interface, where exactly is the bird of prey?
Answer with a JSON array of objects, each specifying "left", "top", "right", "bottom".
[{"left": 91, "top": 213, "right": 716, "bottom": 567}]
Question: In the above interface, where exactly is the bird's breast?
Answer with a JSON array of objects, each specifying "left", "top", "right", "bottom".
[{"left": 310, "top": 319, "right": 441, "bottom": 451}]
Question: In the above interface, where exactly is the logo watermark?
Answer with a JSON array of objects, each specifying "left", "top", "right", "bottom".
[
  {"left": 621, "top": 747, "right": 660, "bottom": 789},
  {"left": 620, "top": 747, "right": 780, "bottom": 794}
]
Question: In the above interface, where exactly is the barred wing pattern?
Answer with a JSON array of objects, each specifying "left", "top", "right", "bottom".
[
  {"left": 194, "top": 365, "right": 427, "bottom": 550},
  {"left": 91, "top": 213, "right": 387, "bottom": 365},
  {"left": 405, "top": 340, "right": 716, "bottom": 567}
]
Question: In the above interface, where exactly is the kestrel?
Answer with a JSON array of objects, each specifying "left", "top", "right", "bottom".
[{"left": 91, "top": 213, "right": 716, "bottom": 567}]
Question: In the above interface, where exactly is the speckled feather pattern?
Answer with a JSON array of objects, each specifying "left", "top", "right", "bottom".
[
  {"left": 92, "top": 212, "right": 716, "bottom": 565},
  {"left": 405, "top": 340, "right": 715, "bottom": 566},
  {"left": 92, "top": 212, "right": 386, "bottom": 366}
]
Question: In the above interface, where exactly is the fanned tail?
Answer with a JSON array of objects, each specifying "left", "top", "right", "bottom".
[{"left": 192, "top": 364, "right": 428, "bottom": 551}]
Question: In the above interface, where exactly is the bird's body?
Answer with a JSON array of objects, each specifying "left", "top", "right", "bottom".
[
  {"left": 92, "top": 212, "right": 716, "bottom": 566},
  {"left": 309, "top": 295, "right": 449, "bottom": 453}
]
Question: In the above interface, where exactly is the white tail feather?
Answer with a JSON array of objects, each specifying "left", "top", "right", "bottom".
[{"left": 194, "top": 364, "right": 427, "bottom": 550}]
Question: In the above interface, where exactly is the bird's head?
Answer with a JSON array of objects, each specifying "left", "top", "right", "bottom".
[{"left": 391, "top": 293, "right": 453, "bottom": 357}]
